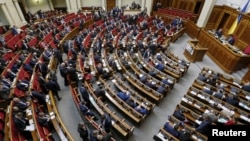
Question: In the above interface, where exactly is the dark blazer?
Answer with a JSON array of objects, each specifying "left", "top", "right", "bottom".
[
  {"left": 45, "top": 80, "right": 60, "bottom": 92},
  {"left": 173, "top": 109, "right": 185, "bottom": 121},
  {"left": 36, "top": 63, "right": 48, "bottom": 76},
  {"left": 31, "top": 91, "right": 46, "bottom": 104},
  {"left": 242, "top": 84, "right": 250, "bottom": 92},
  {"left": 117, "top": 92, "right": 130, "bottom": 101},
  {"left": 80, "top": 86, "right": 90, "bottom": 102},
  {"left": 195, "top": 119, "right": 211, "bottom": 135},
  {"left": 155, "top": 63, "right": 164, "bottom": 71},
  {"left": 15, "top": 100, "right": 28, "bottom": 111},
  {"left": 102, "top": 114, "right": 112, "bottom": 132},
  {"left": 13, "top": 117, "right": 28, "bottom": 131},
  {"left": 163, "top": 122, "right": 179, "bottom": 137}
]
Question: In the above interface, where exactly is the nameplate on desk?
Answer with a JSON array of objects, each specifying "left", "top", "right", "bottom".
[
  {"left": 50, "top": 112, "right": 54, "bottom": 116},
  {"left": 51, "top": 115, "right": 55, "bottom": 119},
  {"left": 190, "top": 91, "right": 197, "bottom": 95}
]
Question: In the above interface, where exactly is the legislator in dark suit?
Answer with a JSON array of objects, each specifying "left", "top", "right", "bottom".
[{"left": 45, "top": 79, "right": 61, "bottom": 101}]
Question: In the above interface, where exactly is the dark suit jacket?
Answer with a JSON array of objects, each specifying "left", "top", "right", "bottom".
[
  {"left": 163, "top": 122, "right": 179, "bottom": 137},
  {"left": 80, "top": 86, "right": 90, "bottom": 102},
  {"left": 173, "top": 110, "right": 185, "bottom": 121},
  {"left": 14, "top": 117, "right": 28, "bottom": 131},
  {"left": 195, "top": 119, "right": 211, "bottom": 135},
  {"left": 242, "top": 85, "right": 250, "bottom": 92},
  {"left": 15, "top": 100, "right": 28, "bottom": 111},
  {"left": 46, "top": 80, "right": 60, "bottom": 91},
  {"left": 31, "top": 91, "right": 46, "bottom": 104}
]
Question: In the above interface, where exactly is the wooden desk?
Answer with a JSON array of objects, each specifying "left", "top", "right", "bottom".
[
  {"left": 184, "top": 40, "right": 208, "bottom": 62},
  {"left": 197, "top": 29, "right": 250, "bottom": 73}
]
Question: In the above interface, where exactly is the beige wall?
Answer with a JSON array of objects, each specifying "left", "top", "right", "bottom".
[
  {"left": 6, "top": 0, "right": 24, "bottom": 26},
  {"left": 25, "top": 0, "right": 51, "bottom": 13},
  {"left": 0, "top": 7, "right": 8, "bottom": 26},
  {"left": 121, "top": 0, "right": 141, "bottom": 7},
  {"left": 52, "top": 0, "right": 66, "bottom": 8},
  {"left": 81, "top": 0, "right": 102, "bottom": 7}
]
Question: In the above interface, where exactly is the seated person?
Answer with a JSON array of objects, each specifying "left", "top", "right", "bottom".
[
  {"left": 162, "top": 77, "right": 174, "bottom": 87},
  {"left": 227, "top": 34, "right": 235, "bottom": 45},
  {"left": 225, "top": 95, "right": 239, "bottom": 107},
  {"left": 178, "top": 128, "right": 192, "bottom": 141},
  {"left": 148, "top": 70, "right": 157, "bottom": 77},
  {"left": 157, "top": 84, "right": 166, "bottom": 95},
  {"left": 163, "top": 122, "right": 180, "bottom": 138},
  {"left": 126, "top": 98, "right": 137, "bottom": 108},
  {"left": 37, "top": 112, "right": 53, "bottom": 129},
  {"left": 13, "top": 97, "right": 30, "bottom": 111},
  {"left": 117, "top": 91, "right": 130, "bottom": 101},
  {"left": 23, "top": 63, "right": 33, "bottom": 74},
  {"left": 139, "top": 74, "right": 147, "bottom": 83},
  {"left": 242, "top": 81, "right": 250, "bottom": 92},
  {"left": 203, "top": 87, "right": 214, "bottom": 95},
  {"left": 173, "top": 109, "right": 187, "bottom": 122},
  {"left": 13, "top": 112, "right": 32, "bottom": 139},
  {"left": 195, "top": 114, "right": 212, "bottom": 135},
  {"left": 155, "top": 62, "right": 164, "bottom": 71},
  {"left": 212, "top": 89, "right": 225, "bottom": 99},
  {"left": 215, "top": 28, "right": 223, "bottom": 38},
  {"left": 134, "top": 105, "right": 148, "bottom": 115},
  {"left": 197, "top": 71, "right": 207, "bottom": 82},
  {"left": 79, "top": 101, "right": 97, "bottom": 120},
  {"left": 16, "top": 79, "right": 29, "bottom": 92}
]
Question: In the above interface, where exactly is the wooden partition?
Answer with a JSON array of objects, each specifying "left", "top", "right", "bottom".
[
  {"left": 197, "top": 29, "right": 250, "bottom": 73},
  {"left": 185, "top": 20, "right": 200, "bottom": 39}
]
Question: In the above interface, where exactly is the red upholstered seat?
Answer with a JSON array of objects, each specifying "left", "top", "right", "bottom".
[{"left": 243, "top": 45, "right": 250, "bottom": 55}]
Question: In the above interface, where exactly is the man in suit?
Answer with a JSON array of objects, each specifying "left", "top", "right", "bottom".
[
  {"left": 242, "top": 81, "right": 250, "bottom": 92},
  {"left": 13, "top": 97, "right": 30, "bottom": 111},
  {"left": 215, "top": 28, "right": 223, "bottom": 38},
  {"left": 26, "top": 90, "right": 47, "bottom": 108},
  {"left": 37, "top": 112, "right": 53, "bottom": 129},
  {"left": 227, "top": 34, "right": 235, "bottom": 45},
  {"left": 173, "top": 109, "right": 186, "bottom": 122},
  {"left": 79, "top": 101, "right": 96, "bottom": 119},
  {"left": 213, "top": 89, "right": 225, "bottom": 99},
  {"left": 67, "top": 65, "right": 80, "bottom": 84},
  {"left": 197, "top": 71, "right": 207, "bottom": 82},
  {"left": 134, "top": 105, "right": 148, "bottom": 115},
  {"left": 36, "top": 61, "right": 48, "bottom": 78},
  {"left": 16, "top": 79, "right": 29, "bottom": 92},
  {"left": 45, "top": 78, "right": 61, "bottom": 101},
  {"left": 13, "top": 112, "right": 33, "bottom": 140},
  {"left": 117, "top": 91, "right": 130, "bottom": 101},
  {"left": 225, "top": 95, "right": 239, "bottom": 107},
  {"left": 163, "top": 122, "right": 180, "bottom": 138},
  {"left": 80, "top": 85, "right": 90, "bottom": 107},
  {"left": 0, "top": 83, "right": 13, "bottom": 100},
  {"left": 157, "top": 84, "right": 166, "bottom": 95},
  {"left": 6, "top": 69, "right": 17, "bottom": 81},
  {"left": 78, "top": 122, "right": 89, "bottom": 141},
  {"left": 94, "top": 84, "right": 105, "bottom": 99},
  {"left": 38, "top": 73, "right": 48, "bottom": 94},
  {"left": 59, "top": 62, "right": 68, "bottom": 86},
  {"left": 155, "top": 62, "right": 164, "bottom": 71},
  {"left": 195, "top": 115, "right": 212, "bottom": 136},
  {"left": 100, "top": 114, "right": 112, "bottom": 133}
]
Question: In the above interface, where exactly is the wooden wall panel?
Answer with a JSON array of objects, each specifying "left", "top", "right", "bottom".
[
  {"left": 185, "top": 20, "right": 200, "bottom": 39},
  {"left": 206, "top": 6, "right": 224, "bottom": 29}
]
